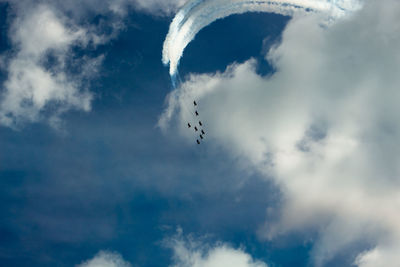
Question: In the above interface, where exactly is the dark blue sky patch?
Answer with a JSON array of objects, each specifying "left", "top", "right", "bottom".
[
  {"left": 179, "top": 12, "right": 289, "bottom": 78},
  {"left": 0, "top": 2, "right": 12, "bottom": 84},
  {"left": 0, "top": 2, "right": 11, "bottom": 53}
]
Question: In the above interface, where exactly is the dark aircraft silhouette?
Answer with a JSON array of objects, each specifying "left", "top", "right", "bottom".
[
  {"left": 194, "top": 101, "right": 197, "bottom": 106},
  {"left": 197, "top": 139, "right": 200, "bottom": 144},
  {"left": 195, "top": 111, "right": 199, "bottom": 116},
  {"left": 199, "top": 121, "right": 203, "bottom": 126},
  {"left": 201, "top": 130, "right": 205, "bottom": 135},
  {"left": 200, "top": 135, "right": 204, "bottom": 140},
  {"left": 194, "top": 126, "right": 198, "bottom": 132},
  {"left": 188, "top": 123, "right": 191, "bottom": 128}
]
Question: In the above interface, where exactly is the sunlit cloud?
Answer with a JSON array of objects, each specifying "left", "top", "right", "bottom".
[
  {"left": 160, "top": 0, "right": 400, "bottom": 265},
  {"left": 77, "top": 251, "right": 132, "bottom": 267},
  {"left": 166, "top": 231, "right": 269, "bottom": 267}
]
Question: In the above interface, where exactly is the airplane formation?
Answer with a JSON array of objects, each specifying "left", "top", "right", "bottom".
[{"left": 187, "top": 100, "right": 206, "bottom": 144}]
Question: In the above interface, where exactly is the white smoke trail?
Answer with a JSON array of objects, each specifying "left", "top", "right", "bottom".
[{"left": 162, "top": 0, "right": 361, "bottom": 78}]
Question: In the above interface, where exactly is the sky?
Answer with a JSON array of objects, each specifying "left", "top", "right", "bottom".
[{"left": 0, "top": 0, "right": 400, "bottom": 266}]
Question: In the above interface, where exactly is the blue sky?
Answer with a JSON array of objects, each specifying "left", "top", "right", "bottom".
[
  {"left": 0, "top": 3, "right": 295, "bottom": 266},
  {"left": 1, "top": 1, "right": 400, "bottom": 267}
]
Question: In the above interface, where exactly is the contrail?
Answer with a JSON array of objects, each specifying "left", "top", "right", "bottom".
[{"left": 162, "top": 0, "right": 361, "bottom": 81}]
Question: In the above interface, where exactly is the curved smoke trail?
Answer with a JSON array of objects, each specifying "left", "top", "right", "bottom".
[{"left": 162, "top": 0, "right": 361, "bottom": 81}]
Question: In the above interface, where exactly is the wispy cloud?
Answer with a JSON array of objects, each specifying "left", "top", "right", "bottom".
[
  {"left": 166, "top": 230, "right": 269, "bottom": 267},
  {"left": 130, "top": 0, "right": 186, "bottom": 16},
  {"left": 77, "top": 251, "right": 132, "bottom": 267},
  {"left": 0, "top": 2, "right": 117, "bottom": 128},
  {"left": 0, "top": 0, "right": 184, "bottom": 128}
]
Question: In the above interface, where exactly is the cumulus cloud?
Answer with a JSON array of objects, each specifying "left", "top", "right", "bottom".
[
  {"left": 0, "top": 1, "right": 120, "bottom": 128},
  {"left": 167, "top": 232, "right": 269, "bottom": 267},
  {"left": 160, "top": 0, "right": 400, "bottom": 265},
  {"left": 0, "top": 4, "right": 96, "bottom": 128},
  {"left": 0, "top": 0, "right": 183, "bottom": 128},
  {"left": 355, "top": 242, "right": 400, "bottom": 267},
  {"left": 77, "top": 251, "right": 132, "bottom": 267}
]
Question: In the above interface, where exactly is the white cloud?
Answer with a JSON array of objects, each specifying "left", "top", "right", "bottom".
[
  {"left": 167, "top": 233, "right": 269, "bottom": 267},
  {"left": 162, "top": 0, "right": 361, "bottom": 77},
  {"left": 131, "top": 0, "right": 186, "bottom": 16},
  {"left": 2, "top": 0, "right": 186, "bottom": 17},
  {"left": 0, "top": 0, "right": 182, "bottom": 128},
  {"left": 0, "top": 2, "right": 119, "bottom": 128},
  {"left": 0, "top": 5, "right": 90, "bottom": 127},
  {"left": 160, "top": 0, "right": 400, "bottom": 265},
  {"left": 77, "top": 251, "right": 132, "bottom": 267},
  {"left": 355, "top": 242, "right": 400, "bottom": 267}
]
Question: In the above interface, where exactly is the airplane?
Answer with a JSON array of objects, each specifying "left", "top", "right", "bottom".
[
  {"left": 199, "top": 121, "right": 203, "bottom": 126},
  {"left": 194, "top": 101, "right": 197, "bottom": 106},
  {"left": 201, "top": 130, "right": 205, "bottom": 135},
  {"left": 194, "top": 126, "right": 198, "bottom": 132},
  {"left": 188, "top": 123, "right": 191, "bottom": 128},
  {"left": 197, "top": 139, "right": 200, "bottom": 144},
  {"left": 200, "top": 135, "right": 204, "bottom": 140},
  {"left": 195, "top": 111, "right": 199, "bottom": 116}
]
